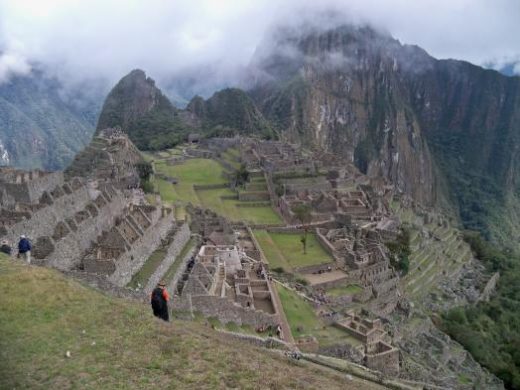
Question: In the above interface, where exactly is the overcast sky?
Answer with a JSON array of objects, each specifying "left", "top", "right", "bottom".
[{"left": 1, "top": 0, "right": 519, "bottom": 88}]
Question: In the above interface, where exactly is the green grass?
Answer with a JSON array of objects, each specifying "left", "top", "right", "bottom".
[
  {"left": 0, "top": 255, "right": 364, "bottom": 389},
  {"left": 221, "top": 149, "right": 241, "bottom": 170},
  {"left": 253, "top": 231, "right": 333, "bottom": 270},
  {"left": 275, "top": 283, "right": 359, "bottom": 347},
  {"left": 275, "top": 284, "right": 322, "bottom": 337},
  {"left": 326, "top": 284, "right": 363, "bottom": 297},
  {"left": 155, "top": 158, "right": 282, "bottom": 224},
  {"left": 252, "top": 230, "right": 287, "bottom": 270},
  {"left": 196, "top": 188, "right": 282, "bottom": 225},
  {"left": 162, "top": 237, "right": 197, "bottom": 284},
  {"left": 155, "top": 158, "right": 226, "bottom": 204},
  {"left": 127, "top": 248, "right": 167, "bottom": 289}
]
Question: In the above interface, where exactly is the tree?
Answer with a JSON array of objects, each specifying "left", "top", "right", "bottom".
[
  {"left": 386, "top": 227, "right": 411, "bottom": 275},
  {"left": 234, "top": 164, "right": 250, "bottom": 188},
  {"left": 291, "top": 203, "right": 312, "bottom": 254},
  {"left": 135, "top": 161, "right": 153, "bottom": 181}
]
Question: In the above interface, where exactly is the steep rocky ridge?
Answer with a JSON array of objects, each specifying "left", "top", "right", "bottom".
[
  {"left": 187, "top": 88, "right": 273, "bottom": 137},
  {"left": 96, "top": 69, "right": 190, "bottom": 150}
]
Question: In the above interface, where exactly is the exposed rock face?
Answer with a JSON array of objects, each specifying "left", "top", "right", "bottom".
[
  {"left": 248, "top": 25, "right": 441, "bottom": 206},
  {"left": 245, "top": 23, "right": 520, "bottom": 244},
  {"left": 187, "top": 88, "right": 272, "bottom": 136}
]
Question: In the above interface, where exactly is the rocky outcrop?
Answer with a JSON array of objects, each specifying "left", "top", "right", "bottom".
[
  {"left": 96, "top": 69, "right": 189, "bottom": 150},
  {"left": 96, "top": 69, "right": 175, "bottom": 132},
  {"left": 65, "top": 129, "right": 142, "bottom": 188},
  {"left": 187, "top": 88, "right": 273, "bottom": 136}
]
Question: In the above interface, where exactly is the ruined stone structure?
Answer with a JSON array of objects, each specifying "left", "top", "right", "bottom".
[
  {"left": 335, "top": 313, "right": 399, "bottom": 375},
  {"left": 315, "top": 226, "right": 401, "bottom": 316},
  {"left": 0, "top": 169, "right": 132, "bottom": 270},
  {"left": 81, "top": 203, "right": 176, "bottom": 286},
  {"left": 65, "top": 127, "right": 142, "bottom": 188},
  {"left": 174, "top": 244, "right": 281, "bottom": 329},
  {"left": 238, "top": 138, "right": 393, "bottom": 227},
  {"left": 188, "top": 206, "right": 234, "bottom": 244}
]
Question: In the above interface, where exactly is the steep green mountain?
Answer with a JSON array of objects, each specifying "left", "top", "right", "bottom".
[
  {"left": 247, "top": 24, "right": 520, "bottom": 248},
  {"left": 96, "top": 69, "right": 191, "bottom": 150},
  {"left": 0, "top": 71, "right": 100, "bottom": 170},
  {"left": 187, "top": 88, "right": 273, "bottom": 138}
]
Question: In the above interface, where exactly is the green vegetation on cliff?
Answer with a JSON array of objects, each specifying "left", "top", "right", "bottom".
[
  {"left": 187, "top": 88, "right": 275, "bottom": 139},
  {"left": 0, "top": 255, "right": 364, "bottom": 389},
  {"left": 96, "top": 69, "right": 192, "bottom": 151},
  {"left": 0, "top": 71, "right": 99, "bottom": 170},
  {"left": 442, "top": 233, "right": 520, "bottom": 389}
]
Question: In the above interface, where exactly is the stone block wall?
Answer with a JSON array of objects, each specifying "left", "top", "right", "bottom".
[
  {"left": 478, "top": 272, "right": 500, "bottom": 302},
  {"left": 316, "top": 228, "right": 340, "bottom": 259},
  {"left": 238, "top": 191, "right": 270, "bottom": 202},
  {"left": 145, "top": 222, "right": 191, "bottom": 294},
  {"left": 108, "top": 214, "right": 175, "bottom": 286},
  {"left": 187, "top": 295, "right": 279, "bottom": 328},
  {"left": 2, "top": 171, "right": 64, "bottom": 205},
  {"left": 2, "top": 183, "right": 91, "bottom": 247},
  {"left": 48, "top": 189, "right": 127, "bottom": 270},
  {"left": 365, "top": 344, "right": 400, "bottom": 375}
]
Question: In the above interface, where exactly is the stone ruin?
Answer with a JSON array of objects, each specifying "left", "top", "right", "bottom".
[
  {"left": 65, "top": 128, "right": 142, "bottom": 189},
  {"left": 314, "top": 225, "right": 401, "bottom": 316},
  {"left": 335, "top": 312, "right": 399, "bottom": 375},
  {"left": 0, "top": 164, "right": 179, "bottom": 285},
  {"left": 237, "top": 138, "right": 394, "bottom": 227},
  {"left": 173, "top": 244, "right": 282, "bottom": 330},
  {"left": 81, "top": 203, "right": 175, "bottom": 284},
  {"left": 188, "top": 206, "right": 235, "bottom": 244}
]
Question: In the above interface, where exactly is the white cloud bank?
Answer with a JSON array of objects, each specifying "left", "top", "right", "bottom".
[{"left": 0, "top": 0, "right": 519, "bottom": 89}]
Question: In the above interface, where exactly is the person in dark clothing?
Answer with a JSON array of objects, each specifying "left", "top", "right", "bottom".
[
  {"left": 0, "top": 240, "right": 12, "bottom": 256},
  {"left": 17, "top": 235, "right": 32, "bottom": 264},
  {"left": 151, "top": 281, "right": 170, "bottom": 321}
]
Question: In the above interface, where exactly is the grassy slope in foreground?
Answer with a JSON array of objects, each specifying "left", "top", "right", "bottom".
[{"left": 0, "top": 255, "right": 381, "bottom": 389}]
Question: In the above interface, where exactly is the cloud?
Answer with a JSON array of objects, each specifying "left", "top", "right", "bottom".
[
  {"left": 0, "top": 52, "right": 31, "bottom": 83},
  {"left": 0, "top": 0, "right": 518, "bottom": 92}
]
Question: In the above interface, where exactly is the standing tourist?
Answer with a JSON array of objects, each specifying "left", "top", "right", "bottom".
[
  {"left": 151, "top": 281, "right": 170, "bottom": 321},
  {"left": 17, "top": 235, "right": 32, "bottom": 264}
]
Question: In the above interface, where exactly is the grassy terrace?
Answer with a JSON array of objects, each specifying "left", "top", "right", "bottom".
[
  {"left": 0, "top": 255, "right": 372, "bottom": 389},
  {"left": 253, "top": 230, "right": 333, "bottom": 271},
  {"left": 155, "top": 158, "right": 282, "bottom": 225},
  {"left": 276, "top": 284, "right": 321, "bottom": 338},
  {"left": 221, "top": 148, "right": 241, "bottom": 170},
  {"left": 275, "top": 284, "right": 362, "bottom": 347},
  {"left": 326, "top": 284, "right": 363, "bottom": 297},
  {"left": 197, "top": 188, "right": 281, "bottom": 224},
  {"left": 127, "top": 248, "right": 167, "bottom": 289},
  {"left": 155, "top": 158, "right": 227, "bottom": 204},
  {"left": 162, "top": 237, "right": 197, "bottom": 284}
]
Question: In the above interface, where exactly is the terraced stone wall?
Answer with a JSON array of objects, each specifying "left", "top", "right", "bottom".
[{"left": 108, "top": 211, "right": 175, "bottom": 286}]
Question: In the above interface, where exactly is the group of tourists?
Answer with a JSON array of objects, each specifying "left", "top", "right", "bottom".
[{"left": 1, "top": 235, "right": 32, "bottom": 264}]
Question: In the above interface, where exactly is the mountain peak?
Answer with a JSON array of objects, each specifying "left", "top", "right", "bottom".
[{"left": 95, "top": 70, "right": 184, "bottom": 150}]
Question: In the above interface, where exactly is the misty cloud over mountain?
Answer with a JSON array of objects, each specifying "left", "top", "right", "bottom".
[{"left": 1, "top": 0, "right": 519, "bottom": 102}]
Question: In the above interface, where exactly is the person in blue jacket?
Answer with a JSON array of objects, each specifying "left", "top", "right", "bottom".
[{"left": 17, "top": 235, "right": 32, "bottom": 264}]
